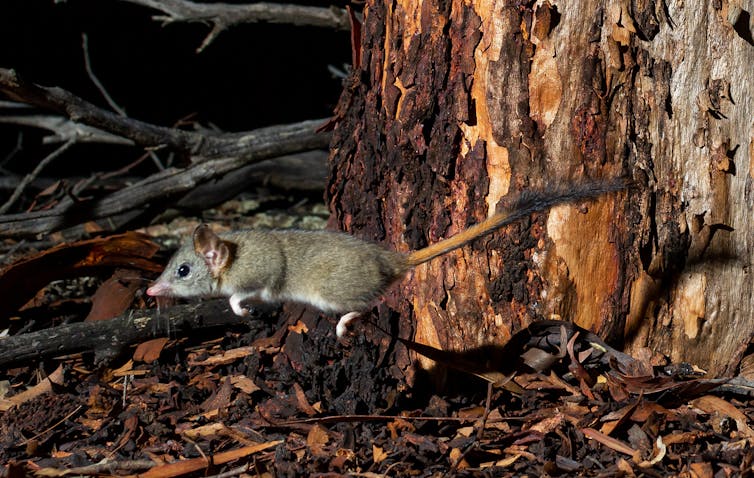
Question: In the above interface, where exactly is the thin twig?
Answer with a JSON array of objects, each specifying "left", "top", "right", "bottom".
[
  {"left": 100, "top": 151, "right": 154, "bottom": 180},
  {"left": 82, "top": 33, "right": 127, "bottom": 116},
  {"left": 0, "top": 131, "right": 23, "bottom": 169},
  {"left": 82, "top": 32, "right": 173, "bottom": 173},
  {"left": 0, "top": 120, "right": 328, "bottom": 237},
  {"left": 0, "top": 112, "right": 135, "bottom": 146},
  {"left": 445, "top": 383, "right": 494, "bottom": 476},
  {"left": 275, "top": 411, "right": 522, "bottom": 427},
  {"left": 19, "top": 405, "right": 83, "bottom": 446},
  {"left": 203, "top": 464, "right": 251, "bottom": 478},
  {"left": 0, "top": 68, "right": 201, "bottom": 154},
  {"left": 0, "top": 138, "right": 76, "bottom": 214},
  {"left": 56, "top": 460, "right": 156, "bottom": 475}
]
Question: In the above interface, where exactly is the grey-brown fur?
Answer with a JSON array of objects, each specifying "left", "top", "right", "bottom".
[{"left": 148, "top": 229, "right": 407, "bottom": 313}]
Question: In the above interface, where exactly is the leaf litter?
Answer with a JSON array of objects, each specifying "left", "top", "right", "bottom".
[
  {"left": 1, "top": 307, "right": 752, "bottom": 477},
  {"left": 0, "top": 201, "right": 753, "bottom": 476}
]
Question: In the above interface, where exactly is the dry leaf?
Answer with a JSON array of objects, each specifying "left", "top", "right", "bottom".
[
  {"left": 288, "top": 320, "right": 308, "bottom": 334},
  {"left": 200, "top": 377, "right": 233, "bottom": 413},
  {"left": 449, "top": 447, "right": 469, "bottom": 469},
  {"left": 691, "top": 395, "right": 754, "bottom": 438},
  {"left": 0, "top": 364, "right": 65, "bottom": 411},
  {"left": 86, "top": 269, "right": 143, "bottom": 321},
  {"left": 188, "top": 346, "right": 257, "bottom": 366},
  {"left": 491, "top": 453, "right": 521, "bottom": 468},
  {"left": 689, "top": 461, "right": 713, "bottom": 478},
  {"left": 133, "top": 337, "right": 169, "bottom": 363},
  {"left": 182, "top": 422, "right": 228, "bottom": 440},
  {"left": 293, "top": 382, "right": 318, "bottom": 416},
  {"left": 0, "top": 232, "right": 160, "bottom": 323},
  {"left": 372, "top": 444, "right": 388, "bottom": 463},
  {"left": 231, "top": 375, "right": 260, "bottom": 394},
  {"left": 582, "top": 427, "right": 637, "bottom": 456},
  {"left": 530, "top": 412, "right": 565, "bottom": 434},
  {"left": 307, "top": 424, "right": 330, "bottom": 456}
]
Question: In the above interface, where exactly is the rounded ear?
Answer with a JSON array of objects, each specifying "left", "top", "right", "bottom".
[{"left": 193, "top": 224, "right": 230, "bottom": 276}]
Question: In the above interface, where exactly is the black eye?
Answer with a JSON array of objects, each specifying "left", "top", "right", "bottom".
[{"left": 177, "top": 263, "right": 191, "bottom": 278}]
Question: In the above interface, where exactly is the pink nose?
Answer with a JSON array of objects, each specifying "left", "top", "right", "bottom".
[{"left": 146, "top": 283, "right": 169, "bottom": 296}]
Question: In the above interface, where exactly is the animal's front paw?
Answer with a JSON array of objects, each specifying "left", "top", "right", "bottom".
[
  {"left": 229, "top": 296, "right": 250, "bottom": 316},
  {"left": 336, "top": 311, "right": 361, "bottom": 338}
]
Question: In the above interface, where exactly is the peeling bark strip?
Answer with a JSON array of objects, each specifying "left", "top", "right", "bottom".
[{"left": 328, "top": 0, "right": 754, "bottom": 376}]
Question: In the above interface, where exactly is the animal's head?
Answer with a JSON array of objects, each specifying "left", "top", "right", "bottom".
[{"left": 146, "top": 224, "right": 230, "bottom": 298}]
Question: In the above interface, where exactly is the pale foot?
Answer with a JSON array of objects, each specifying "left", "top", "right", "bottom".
[
  {"left": 229, "top": 294, "right": 250, "bottom": 316},
  {"left": 336, "top": 311, "right": 361, "bottom": 338}
]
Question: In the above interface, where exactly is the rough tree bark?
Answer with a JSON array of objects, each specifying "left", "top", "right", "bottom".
[{"left": 328, "top": 0, "right": 754, "bottom": 379}]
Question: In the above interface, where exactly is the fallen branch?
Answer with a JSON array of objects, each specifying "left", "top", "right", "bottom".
[
  {"left": 119, "top": 0, "right": 350, "bottom": 52},
  {"left": 174, "top": 150, "right": 328, "bottom": 211},
  {"left": 0, "top": 151, "right": 327, "bottom": 197},
  {"left": 0, "top": 68, "right": 330, "bottom": 237},
  {"left": 0, "top": 68, "right": 331, "bottom": 163},
  {"left": 0, "top": 101, "right": 133, "bottom": 145},
  {"left": 0, "top": 123, "right": 327, "bottom": 237},
  {"left": 0, "top": 300, "right": 277, "bottom": 368}
]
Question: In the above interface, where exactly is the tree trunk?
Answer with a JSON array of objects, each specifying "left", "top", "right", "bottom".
[{"left": 328, "top": 0, "right": 754, "bottom": 379}]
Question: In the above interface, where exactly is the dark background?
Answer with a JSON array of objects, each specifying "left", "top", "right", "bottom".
[{"left": 0, "top": 0, "right": 351, "bottom": 180}]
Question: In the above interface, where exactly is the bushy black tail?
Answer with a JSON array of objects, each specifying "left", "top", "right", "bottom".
[{"left": 406, "top": 178, "right": 631, "bottom": 266}]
